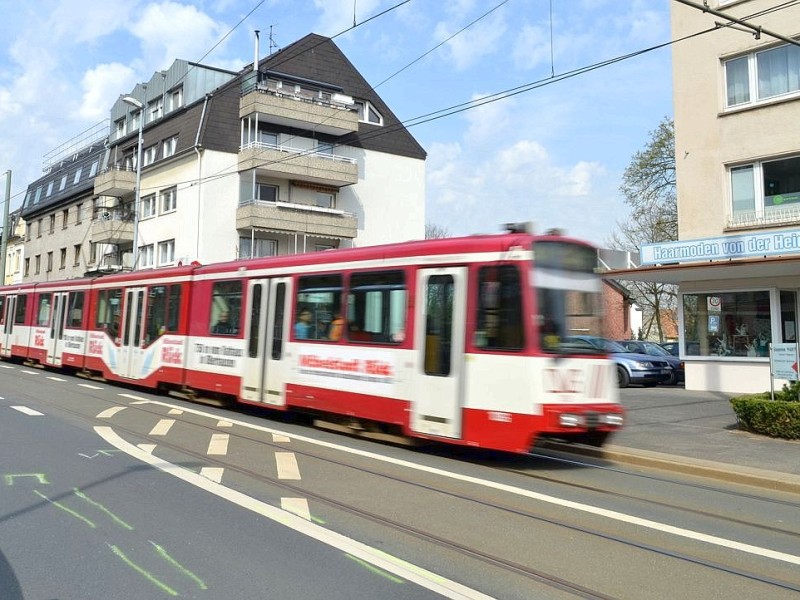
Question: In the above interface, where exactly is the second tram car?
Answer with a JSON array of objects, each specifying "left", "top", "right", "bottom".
[{"left": 0, "top": 228, "right": 624, "bottom": 453}]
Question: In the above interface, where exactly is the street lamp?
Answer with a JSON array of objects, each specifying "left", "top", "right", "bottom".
[{"left": 122, "top": 95, "right": 143, "bottom": 271}]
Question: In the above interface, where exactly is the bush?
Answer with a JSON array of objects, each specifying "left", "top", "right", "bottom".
[{"left": 730, "top": 390, "right": 800, "bottom": 440}]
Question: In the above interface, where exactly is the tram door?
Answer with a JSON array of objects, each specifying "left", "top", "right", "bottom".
[
  {"left": 118, "top": 288, "right": 147, "bottom": 379},
  {"left": 1, "top": 295, "right": 16, "bottom": 357},
  {"left": 241, "top": 278, "right": 290, "bottom": 405},
  {"left": 411, "top": 267, "right": 467, "bottom": 439},
  {"left": 45, "top": 292, "right": 69, "bottom": 366}
]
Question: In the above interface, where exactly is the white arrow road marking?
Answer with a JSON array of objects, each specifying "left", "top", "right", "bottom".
[
  {"left": 95, "top": 426, "right": 493, "bottom": 600},
  {"left": 97, "top": 406, "right": 126, "bottom": 419}
]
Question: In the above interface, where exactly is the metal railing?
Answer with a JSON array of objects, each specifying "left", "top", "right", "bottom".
[{"left": 726, "top": 207, "right": 800, "bottom": 229}]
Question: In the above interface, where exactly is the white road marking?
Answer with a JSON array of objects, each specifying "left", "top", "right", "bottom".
[
  {"left": 0, "top": 365, "right": 14, "bottom": 369},
  {"left": 137, "top": 444, "right": 157, "bottom": 454},
  {"left": 200, "top": 467, "right": 224, "bottom": 483},
  {"left": 47, "top": 376, "right": 67, "bottom": 382},
  {"left": 79, "top": 383, "right": 103, "bottom": 390},
  {"left": 272, "top": 433, "right": 291, "bottom": 443},
  {"left": 217, "top": 420, "right": 233, "bottom": 427},
  {"left": 207, "top": 434, "right": 229, "bottom": 456},
  {"left": 275, "top": 452, "right": 301, "bottom": 480},
  {"left": 119, "top": 393, "right": 149, "bottom": 402},
  {"left": 149, "top": 419, "right": 176, "bottom": 436},
  {"left": 133, "top": 398, "right": 800, "bottom": 568},
  {"left": 281, "top": 498, "right": 311, "bottom": 520},
  {"left": 168, "top": 408, "right": 183, "bottom": 415},
  {"left": 96, "top": 426, "right": 493, "bottom": 600},
  {"left": 130, "top": 400, "right": 150, "bottom": 405},
  {"left": 97, "top": 406, "right": 126, "bottom": 419},
  {"left": 11, "top": 406, "right": 44, "bottom": 416},
  {"left": 20, "top": 370, "right": 39, "bottom": 375}
]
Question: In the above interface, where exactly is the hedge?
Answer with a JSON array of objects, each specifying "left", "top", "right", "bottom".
[{"left": 730, "top": 382, "right": 800, "bottom": 440}]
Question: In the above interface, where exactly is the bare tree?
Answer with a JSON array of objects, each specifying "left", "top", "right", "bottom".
[
  {"left": 611, "top": 117, "right": 677, "bottom": 342},
  {"left": 425, "top": 223, "right": 450, "bottom": 239}
]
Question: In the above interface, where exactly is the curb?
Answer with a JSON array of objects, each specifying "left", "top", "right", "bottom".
[{"left": 542, "top": 442, "right": 800, "bottom": 495}]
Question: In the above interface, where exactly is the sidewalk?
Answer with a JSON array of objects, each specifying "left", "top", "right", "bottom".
[{"left": 556, "top": 387, "right": 800, "bottom": 493}]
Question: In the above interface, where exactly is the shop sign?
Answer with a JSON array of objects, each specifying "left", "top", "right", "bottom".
[
  {"left": 770, "top": 343, "right": 798, "bottom": 382},
  {"left": 641, "top": 229, "right": 800, "bottom": 265}
]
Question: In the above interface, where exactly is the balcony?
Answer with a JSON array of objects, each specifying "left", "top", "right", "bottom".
[
  {"left": 237, "top": 199, "right": 358, "bottom": 239},
  {"left": 240, "top": 85, "right": 359, "bottom": 136},
  {"left": 239, "top": 142, "right": 358, "bottom": 187},
  {"left": 726, "top": 207, "right": 800, "bottom": 231},
  {"left": 94, "top": 166, "right": 135, "bottom": 197},
  {"left": 90, "top": 210, "right": 134, "bottom": 244}
]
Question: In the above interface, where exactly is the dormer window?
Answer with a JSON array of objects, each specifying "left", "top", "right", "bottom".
[{"left": 355, "top": 101, "right": 383, "bottom": 126}]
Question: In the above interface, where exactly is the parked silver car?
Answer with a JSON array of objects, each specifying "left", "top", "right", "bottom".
[{"left": 563, "top": 335, "right": 673, "bottom": 388}]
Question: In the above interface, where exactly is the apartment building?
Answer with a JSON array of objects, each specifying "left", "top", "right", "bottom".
[
  {"left": 19, "top": 33, "right": 426, "bottom": 280},
  {"left": 3, "top": 209, "right": 26, "bottom": 285},
  {"left": 611, "top": 1, "right": 800, "bottom": 392}
]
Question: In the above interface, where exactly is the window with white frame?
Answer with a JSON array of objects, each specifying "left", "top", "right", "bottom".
[
  {"left": 162, "top": 136, "right": 177, "bottom": 158},
  {"left": 315, "top": 192, "right": 334, "bottom": 208},
  {"left": 89, "top": 161, "right": 98, "bottom": 177},
  {"left": 140, "top": 244, "right": 155, "bottom": 268},
  {"left": 73, "top": 167, "right": 82, "bottom": 184},
  {"left": 239, "top": 237, "right": 277, "bottom": 259},
  {"left": 141, "top": 194, "right": 156, "bottom": 219},
  {"left": 724, "top": 42, "right": 800, "bottom": 108},
  {"left": 59, "top": 175, "right": 67, "bottom": 191},
  {"left": 130, "top": 110, "right": 141, "bottom": 131},
  {"left": 115, "top": 119, "right": 125, "bottom": 139},
  {"left": 168, "top": 86, "right": 183, "bottom": 112},
  {"left": 158, "top": 239, "right": 175, "bottom": 265},
  {"left": 160, "top": 186, "right": 177, "bottom": 213},
  {"left": 46, "top": 181, "right": 54, "bottom": 196},
  {"left": 143, "top": 145, "right": 158, "bottom": 166},
  {"left": 257, "top": 183, "right": 278, "bottom": 202},
  {"left": 355, "top": 100, "right": 383, "bottom": 125},
  {"left": 148, "top": 97, "right": 163, "bottom": 122},
  {"left": 730, "top": 155, "right": 800, "bottom": 224}
]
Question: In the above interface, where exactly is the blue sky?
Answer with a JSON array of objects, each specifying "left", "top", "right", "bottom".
[{"left": 0, "top": 0, "right": 673, "bottom": 247}]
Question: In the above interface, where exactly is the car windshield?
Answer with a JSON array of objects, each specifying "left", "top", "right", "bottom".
[
  {"left": 643, "top": 342, "right": 670, "bottom": 356},
  {"left": 601, "top": 339, "right": 629, "bottom": 353}
]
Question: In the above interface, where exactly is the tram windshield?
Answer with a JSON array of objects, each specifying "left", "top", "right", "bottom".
[{"left": 532, "top": 241, "right": 605, "bottom": 354}]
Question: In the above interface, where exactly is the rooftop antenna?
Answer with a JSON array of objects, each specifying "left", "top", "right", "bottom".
[
  {"left": 269, "top": 25, "right": 279, "bottom": 54},
  {"left": 353, "top": 0, "right": 357, "bottom": 27}
]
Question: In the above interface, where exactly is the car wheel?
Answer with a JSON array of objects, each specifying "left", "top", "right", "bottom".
[
  {"left": 617, "top": 366, "right": 630, "bottom": 388},
  {"left": 665, "top": 371, "right": 678, "bottom": 386}
]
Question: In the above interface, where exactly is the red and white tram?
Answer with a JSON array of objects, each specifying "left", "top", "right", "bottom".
[{"left": 0, "top": 228, "right": 624, "bottom": 453}]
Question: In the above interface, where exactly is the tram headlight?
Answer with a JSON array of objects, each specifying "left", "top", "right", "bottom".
[
  {"left": 559, "top": 413, "right": 585, "bottom": 427},
  {"left": 602, "top": 414, "right": 624, "bottom": 427}
]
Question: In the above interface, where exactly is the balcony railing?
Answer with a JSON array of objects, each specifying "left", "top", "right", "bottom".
[
  {"left": 726, "top": 207, "right": 800, "bottom": 230},
  {"left": 236, "top": 198, "right": 357, "bottom": 239},
  {"left": 238, "top": 141, "right": 358, "bottom": 187}
]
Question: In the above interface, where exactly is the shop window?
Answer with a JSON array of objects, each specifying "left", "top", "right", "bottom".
[{"left": 682, "top": 291, "right": 771, "bottom": 357}]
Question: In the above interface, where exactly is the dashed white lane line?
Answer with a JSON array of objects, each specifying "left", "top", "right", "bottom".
[
  {"left": 20, "top": 370, "right": 39, "bottom": 376},
  {"left": 272, "top": 433, "right": 291, "bottom": 443},
  {"left": 168, "top": 408, "right": 183, "bottom": 415},
  {"left": 217, "top": 420, "right": 233, "bottom": 427},
  {"left": 119, "top": 393, "right": 150, "bottom": 402},
  {"left": 96, "top": 426, "right": 492, "bottom": 600},
  {"left": 200, "top": 467, "right": 224, "bottom": 483},
  {"left": 11, "top": 406, "right": 44, "bottom": 416},
  {"left": 207, "top": 434, "right": 229, "bottom": 456},
  {"left": 0, "top": 365, "right": 14, "bottom": 369},
  {"left": 79, "top": 383, "right": 103, "bottom": 390},
  {"left": 149, "top": 419, "right": 176, "bottom": 436},
  {"left": 47, "top": 376, "right": 67, "bottom": 382},
  {"left": 97, "top": 406, "right": 126, "bottom": 419},
  {"left": 275, "top": 452, "right": 301, "bottom": 480},
  {"left": 281, "top": 498, "right": 311, "bottom": 520}
]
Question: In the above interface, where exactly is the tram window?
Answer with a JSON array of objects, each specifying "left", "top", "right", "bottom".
[
  {"left": 272, "top": 282, "right": 286, "bottom": 359},
  {"left": 96, "top": 289, "right": 123, "bottom": 337},
  {"left": 145, "top": 286, "right": 170, "bottom": 346},
  {"left": 0, "top": 297, "right": 4, "bottom": 325},
  {"left": 474, "top": 265, "right": 524, "bottom": 351},
  {"left": 210, "top": 280, "right": 241, "bottom": 335},
  {"left": 67, "top": 292, "right": 85, "bottom": 328},
  {"left": 347, "top": 271, "right": 406, "bottom": 344},
  {"left": 296, "top": 275, "right": 342, "bottom": 341},
  {"left": 14, "top": 295, "right": 27, "bottom": 324},
  {"left": 37, "top": 294, "right": 52, "bottom": 327},
  {"left": 424, "top": 275, "right": 454, "bottom": 376},
  {"left": 248, "top": 284, "right": 262, "bottom": 358},
  {"left": 166, "top": 285, "right": 181, "bottom": 331}
]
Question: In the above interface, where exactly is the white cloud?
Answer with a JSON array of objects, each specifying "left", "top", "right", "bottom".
[
  {"left": 77, "top": 63, "right": 138, "bottom": 121},
  {"left": 312, "top": 0, "right": 381, "bottom": 36},
  {"left": 434, "top": 9, "right": 507, "bottom": 71},
  {"left": 512, "top": 23, "right": 552, "bottom": 71},
  {"left": 462, "top": 94, "right": 514, "bottom": 144}
]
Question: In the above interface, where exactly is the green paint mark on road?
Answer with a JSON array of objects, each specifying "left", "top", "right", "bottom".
[
  {"left": 5, "top": 473, "right": 49, "bottom": 485},
  {"left": 311, "top": 515, "right": 326, "bottom": 525},
  {"left": 33, "top": 490, "right": 96, "bottom": 529},
  {"left": 73, "top": 488, "right": 134, "bottom": 530},
  {"left": 108, "top": 544, "right": 179, "bottom": 597},
  {"left": 151, "top": 541, "right": 208, "bottom": 590},
  {"left": 345, "top": 553, "right": 404, "bottom": 584}
]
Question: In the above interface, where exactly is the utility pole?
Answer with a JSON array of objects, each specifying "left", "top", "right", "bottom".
[{"left": 0, "top": 170, "right": 10, "bottom": 284}]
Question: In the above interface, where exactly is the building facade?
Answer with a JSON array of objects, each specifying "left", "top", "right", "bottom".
[
  {"left": 19, "top": 33, "right": 426, "bottom": 280},
  {"left": 612, "top": 1, "right": 800, "bottom": 393},
  {"left": 3, "top": 209, "right": 26, "bottom": 285}
]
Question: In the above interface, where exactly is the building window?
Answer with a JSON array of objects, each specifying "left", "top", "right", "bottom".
[
  {"left": 24, "top": 257, "right": 30, "bottom": 277},
  {"left": 130, "top": 110, "right": 141, "bottom": 132},
  {"left": 724, "top": 42, "right": 800, "bottom": 108},
  {"left": 60, "top": 248, "right": 67, "bottom": 270},
  {"left": 168, "top": 86, "right": 183, "bottom": 112},
  {"left": 239, "top": 237, "right": 277, "bottom": 259},
  {"left": 37, "top": 219, "right": 42, "bottom": 238},
  {"left": 729, "top": 155, "right": 800, "bottom": 225},
  {"left": 148, "top": 97, "right": 163, "bottom": 122},
  {"left": 73, "top": 168, "right": 82, "bottom": 184},
  {"left": 257, "top": 183, "right": 278, "bottom": 202},
  {"left": 682, "top": 291, "right": 772, "bottom": 357},
  {"left": 25, "top": 223, "right": 31, "bottom": 241},
  {"left": 59, "top": 175, "right": 68, "bottom": 191},
  {"left": 355, "top": 100, "right": 383, "bottom": 125},
  {"left": 158, "top": 239, "right": 175, "bottom": 265},
  {"left": 35, "top": 255, "right": 41, "bottom": 274},
  {"left": 115, "top": 119, "right": 125, "bottom": 139},
  {"left": 62, "top": 209, "right": 69, "bottom": 229},
  {"left": 140, "top": 244, "right": 154, "bottom": 268},
  {"left": 141, "top": 194, "right": 156, "bottom": 219},
  {"left": 73, "top": 244, "right": 81, "bottom": 266},
  {"left": 143, "top": 145, "right": 158, "bottom": 166},
  {"left": 160, "top": 186, "right": 177, "bottom": 213},
  {"left": 46, "top": 252, "right": 53, "bottom": 272},
  {"left": 46, "top": 181, "right": 54, "bottom": 196},
  {"left": 162, "top": 136, "right": 177, "bottom": 158},
  {"left": 49, "top": 215, "right": 56, "bottom": 234},
  {"left": 76, "top": 203, "right": 83, "bottom": 224},
  {"left": 315, "top": 193, "right": 334, "bottom": 208},
  {"left": 89, "top": 161, "right": 98, "bottom": 177}
]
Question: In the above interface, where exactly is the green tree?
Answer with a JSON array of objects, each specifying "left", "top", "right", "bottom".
[{"left": 611, "top": 117, "right": 677, "bottom": 342}]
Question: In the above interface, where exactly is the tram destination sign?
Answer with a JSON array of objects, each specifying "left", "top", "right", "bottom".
[{"left": 641, "top": 229, "right": 800, "bottom": 265}]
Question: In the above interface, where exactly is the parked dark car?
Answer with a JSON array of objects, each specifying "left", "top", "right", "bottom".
[
  {"left": 618, "top": 340, "right": 685, "bottom": 385},
  {"left": 659, "top": 341, "right": 679, "bottom": 356},
  {"left": 562, "top": 335, "right": 673, "bottom": 388}
]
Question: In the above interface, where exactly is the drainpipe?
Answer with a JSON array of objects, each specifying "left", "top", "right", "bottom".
[{"left": 194, "top": 94, "right": 210, "bottom": 262}]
